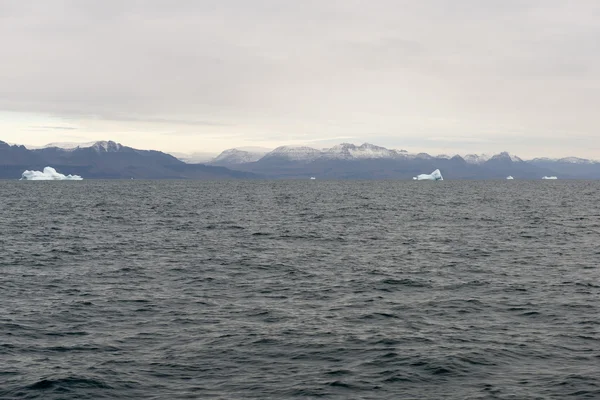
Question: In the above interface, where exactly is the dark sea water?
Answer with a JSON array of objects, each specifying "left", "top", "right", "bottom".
[{"left": 1, "top": 180, "right": 599, "bottom": 399}]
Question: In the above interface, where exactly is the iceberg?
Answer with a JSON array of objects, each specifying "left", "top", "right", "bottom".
[
  {"left": 542, "top": 176, "right": 558, "bottom": 180},
  {"left": 506, "top": 176, "right": 514, "bottom": 180},
  {"left": 413, "top": 169, "right": 443, "bottom": 181},
  {"left": 21, "top": 167, "right": 83, "bottom": 181}
]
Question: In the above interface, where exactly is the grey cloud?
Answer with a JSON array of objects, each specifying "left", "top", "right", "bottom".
[
  {"left": 0, "top": 0, "right": 599, "bottom": 156},
  {"left": 34, "top": 126, "right": 78, "bottom": 130}
]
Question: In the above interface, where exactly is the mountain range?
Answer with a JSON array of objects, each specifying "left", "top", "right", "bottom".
[
  {"left": 2, "top": 140, "right": 599, "bottom": 179},
  {"left": 0, "top": 140, "right": 256, "bottom": 179},
  {"left": 205, "top": 142, "right": 600, "bottom": 179}
]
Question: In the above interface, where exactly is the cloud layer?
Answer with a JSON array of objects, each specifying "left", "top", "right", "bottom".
[{"left": 1, "top": 1, "right": 599, "bottom": 157}]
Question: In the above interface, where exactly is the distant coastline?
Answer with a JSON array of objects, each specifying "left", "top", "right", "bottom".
[{"left": 2, "top": 140, "right": 599, "bottom": 180}]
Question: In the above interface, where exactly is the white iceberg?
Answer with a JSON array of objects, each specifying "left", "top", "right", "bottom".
[
  {"left": 506, "top": 176, "right": 514, "bottom": 180},
  {"left": 413, "top": 169, "right": 443, "bottom": 181},
  {"left": 542, "top": 176, "right": 558, "bottom": 180},
  {"left": 21, "top": 167, "right": 83, "bottom": 181}
]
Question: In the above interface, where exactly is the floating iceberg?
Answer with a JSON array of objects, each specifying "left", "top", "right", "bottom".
[
  {"left": 542, "top": 176, "right": 558, "bottom": 180},
  {"left": 413, "top": 169, "right": 443, "bottom": 181},
  {"left": 506, "top": 176, "right": 514, "bottom": 180},
  {"left": 21, "top": 167, "right": 83, "bottom": 181}
]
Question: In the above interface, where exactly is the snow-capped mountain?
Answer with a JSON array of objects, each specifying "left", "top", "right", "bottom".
[
  {"left": 260, "top": 146, "right": 323, "bottom": 162},
  {"left": 211, "top": 148, "right": 268, "bottom": 165},
  {"left": 414, "top": 152, "right": 434, "bottom": 160},
  {"left": 25, "top": 140, "right": 125, "bottom": 152},
  {"left": 487, "top": 152, "right": 523, "bottom": 163},
  {"left": 25, "top": 141, "right": 98, "bottom": 150},
  {"left": 5, "top": 137, "right": 600, "bottom": 179},
  {"left": 0, "top": 139, "right": 256, "bottom": 179},
  {"left": 463, "top": 154, "right": 491, "bottom": 164},
  {"left": 558, "top": 157, "right": 597, "bottom": 164},
  {"left": 91, "top": 140, "right": 123, "bottom": 152},
  {"left": 530, "top": 156, "right": 597, "bottom": 165},
  {"left": 323, "top": 143, "right": 400, "bottom": 160}
]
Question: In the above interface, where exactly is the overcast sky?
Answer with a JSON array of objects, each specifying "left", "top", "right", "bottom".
[{"left": 1, "top": 0, "right": 599, "bottom": 158}]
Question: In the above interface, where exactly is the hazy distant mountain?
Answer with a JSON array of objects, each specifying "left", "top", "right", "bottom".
[
  {"left": 323, "top": 143, "right": 400, "bottom": 159},
  {"left": 24, "top": 141, "right": 99, "bottom": 150},
  {"left": 259, "top": 145, "right": 324, "bottom": 163},
  {"left": 0, "top": 140, "right": 257, "bottom": 179},
  {"left": 529, "top": 157, "right": 600, "bottom": 179},
  {"left": 221, "top": 143, "right": 600, "bottom": 179},
  {"left": 463, "top": 154, "right": 491, "bottom": 164},
  {"left": 210, "top": 148, "right": 269, "bottom": 166},
  {"left": 169, "top": 151, "right": 217, "bottom": 164},
  {"left": 4, "top": 139, "right": 599, "bottom": 179},
  {"left": 487, "top": 151, "right": 524, "bottom": 163},
  {"left": 219, "top": 143, "right": 600, "bottom": 179}
]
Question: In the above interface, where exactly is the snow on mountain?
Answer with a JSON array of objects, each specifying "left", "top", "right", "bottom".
[
  {"left": 24, "top": 141, "right": 98, "bottom": 150},
  {"left": 261, "top": 146, "right": 323, "bottom": 162},
  {"left": 348, "top": 143, "right": 399, "bottom": 159},
  {"left": 323, "top": 143, "right": 362, "bottom": 159},
  {"left": 530, "top": 156, "right": 597, "bottom": 164},
  {"left": 488, "top": 152, "right": 523, "bottom": 163},
  {"left": 557, "top": 157, "right": 596, "bottom": 164},
  {"left": 529, "top": 157, "right": 555, "bottom": 162},
  {"left": 235, "top": 146, "right": 273, "bottom": 153},
  {"left": 91, "top": 141, "right": 123, "bottom": 152},
  {"left": 414, "top": 152, "right": 434, "bottom": 160},
  {"left": 463, "top": 154, "right": 491, "bottom": 164},
  {"left": 211, "top": 148, "right": 267, "bottom": 165},
  {"left": 24, "top": 140, "right": 124, "bottom": 152},
  {"left": 322, "top": 143, "right": 399, "bottom": 160}
]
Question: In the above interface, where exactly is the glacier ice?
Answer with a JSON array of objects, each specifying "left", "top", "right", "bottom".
[
  {"left": 542, "top": 176, "right": 558, "bottom": 180},
  {"left": 21, "top": 167, "right": 83, "bottom": 181},
  {"left": 413, "top": 169, "right": 443, "bottom": 181}
]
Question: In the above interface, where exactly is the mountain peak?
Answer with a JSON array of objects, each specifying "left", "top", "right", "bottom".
[
  {"left": 263, "top": 146, "right": 322, "bottom": 162},
  {"left": 463, "top": 154, "right": 490, "bottom": 164},
  {"left": 325, "top": 142, "right": 398, "bottom": 159},
  {"left": 358, "top": 142, "right": 385, "bottom": 150},
  {"left": 489, "top": 152, "right": 523, "bottom": 163},
  {"left": 211, "top": 148, "right": 266, "bottom": 165},
  {"left": 92, "top": 140, "right": 123, "bottom": 152}
]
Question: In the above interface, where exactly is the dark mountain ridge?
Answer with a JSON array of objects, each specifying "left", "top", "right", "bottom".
[
  {"left": 0, "top": 140, "right": 257, "bottom": 179},
  {"left": 206, "top": 145, "right": 599, "bottom": 179},
  {"left": 4, "top": 140, "right": 599, "bottom": 179}
]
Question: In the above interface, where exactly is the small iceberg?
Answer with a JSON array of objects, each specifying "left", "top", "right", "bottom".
[
  {"left": 21, "top": 167, "right": 83, "bottom": 181},
  {"left": 542, "top": 176, "right": 558, "bottom": 180},
  {"left": 413, "top": 169, "right": 443, "bottom": 181},
  {"left": 506, "top": 176, "right": 514, "bottom": 180},
  {"left": 310, "top": 177, "right": 316, "bottom": 180}
]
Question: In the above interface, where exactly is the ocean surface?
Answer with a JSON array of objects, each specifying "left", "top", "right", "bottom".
[{"left": 1, "top": 180, "right": 599, "bottom": 399}]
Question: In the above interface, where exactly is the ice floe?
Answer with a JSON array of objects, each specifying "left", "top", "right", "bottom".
[
  {"left": 413, "top": 169, "right": 443, "bottom": 181},
  {"left": 21, "top": 167, "right": 83, "bottom": 180}
]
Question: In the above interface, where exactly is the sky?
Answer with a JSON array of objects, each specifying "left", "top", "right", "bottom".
[{"left": 1, "top": 0, "right": 599, "bottom": 158}]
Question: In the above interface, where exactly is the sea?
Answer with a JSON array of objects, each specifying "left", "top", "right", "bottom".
[{"left": 1, "top": 180, "right": 599, "bottom": 399}]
